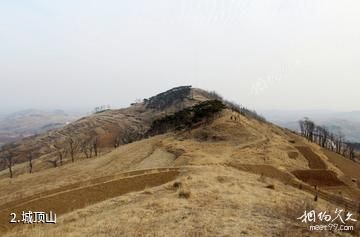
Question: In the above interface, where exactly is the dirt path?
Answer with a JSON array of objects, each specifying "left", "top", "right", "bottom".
[
  {"left": 0, "top": 168, "right": 179, "bottom": 233},
  {"left": 295, "top": 146, "right": 327, "bottom": 169},
  {"left": 292, "top": 170, "right": 345, "bottom": 186},
  {"left": 187, "top": 162, "right": 357, "bottom": 211},
  {"left": 225, "top": 163, "right": 360, "bottom": 212}
]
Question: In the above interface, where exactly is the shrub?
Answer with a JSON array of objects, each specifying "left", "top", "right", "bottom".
[{"left": 146, "top": 100, "right": 226, "bottom": 136}]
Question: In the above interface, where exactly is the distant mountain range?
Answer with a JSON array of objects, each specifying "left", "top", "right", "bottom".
[
  {"left": 0, "top": 109, "right": 83, "bottom": 147},
  {"left": 261, "top": 110, "right": 360, "bottom": 143}
]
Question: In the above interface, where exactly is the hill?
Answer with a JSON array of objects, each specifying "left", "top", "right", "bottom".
[
  {"left": 0, "top": 87, "right": 359, "bottom": 236},
  {"left": 0, "top": 109, "right": 81, "bottom": 147},
  {"left": 0, "top": 86, "right": 213, "bottom": 171}
]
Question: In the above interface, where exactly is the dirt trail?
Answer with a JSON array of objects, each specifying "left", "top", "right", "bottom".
[
  {"left": 290, "top": 146, "right": 349, "bottom": 188},
  {"left": 0, "top": 167, "right": 176, "bottom": 211},
  {"left": 295, "top": 146, "right": 327, "bottom": 169},
  {"left": 187, "top": 162, "right": 358, "bottom": 211},
  {"left": 292, "top": 170, "right": 345, "bottom": 186},
  {"left": 225, "top": 163, "right": 360, "bottom": 212},
  {"left": 0, "top": 168, "right": 179, "bottom": 233}
]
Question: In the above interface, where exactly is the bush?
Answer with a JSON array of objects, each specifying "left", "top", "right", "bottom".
[
  {"left": 146, "top": 100, "right": 226, "bottom": 136},
  {"left": 145, "top": 86, "right": 192, "bottom": 110}
]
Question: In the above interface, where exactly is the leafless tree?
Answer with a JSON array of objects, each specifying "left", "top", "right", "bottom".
[
  {"left": 342, "top": 144, "right": 348, "bottom": 157},
  {"left": 335, "top": 132, "right": 345, "bottom": 154},
  {"left": 92, "top": 136, "right": 99, "bottom": 157},
  {"left": 329, "top": 133, "right": 336, "bottom": 151},
  {"left": 298, "top": 118, "right": 356, "bottom": 161},
  {"left": 1, "top": 151, "right": 14, "bottom": 178},
  {"left": 299, "top": 118, "right": 315, "bottom": 141},
  {"left": 67, "top": 137, "right": 79, "bottom": 162},
  {"left": 28, "top": 152, "right": 33, "bottom": 174},
  {"left": 1, "top": 149, "right": 13, "bottom": 178},
  {"left": 305, "top": 119, "right": 315, "bottom": 142},
  {"left": 0, "top": 145, "right": 15, "bottom": 178},
  {"left": 348, "top": 143, "right": 356, "bottom": 161},
  {"left": 81, "top": 139, "right": 94, "bottom": 158},
  {"left": 299, "top": 120, "right": 305, "bottom": 136},
  {"left": 315, "top": 126, "right": 329, "bottom": 148},
  {"left": 54, "top": 144, "right": 67, "bottom": 166},
  {"left": 7, "top": 154, "right": 13, "bottom": 178},
  {"left": 321, "top": 127, "right": 329, "bottom": 148}
]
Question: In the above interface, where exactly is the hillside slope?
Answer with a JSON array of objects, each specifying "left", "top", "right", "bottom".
[
  {"left": 0, "top": 88, "right": 360, "bottom": 237},
  {"left": 0, "top": 100, "right": 359, "bottom": 236},
  {"left": 0, "top": 86, "right": 212, "bottom": 171}
]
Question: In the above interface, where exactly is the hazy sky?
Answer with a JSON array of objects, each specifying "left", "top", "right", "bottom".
[{"left": 1, "top": 0, "right": 359, "bottom": 112}]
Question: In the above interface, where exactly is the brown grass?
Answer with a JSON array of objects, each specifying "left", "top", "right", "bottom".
[{"left": 1, "top": 110, "right": 358, "bottom": 236}]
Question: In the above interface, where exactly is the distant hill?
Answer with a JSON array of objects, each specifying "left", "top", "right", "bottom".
[
  {"left": 0, "top": 109, "right": 82, "bottom": 147},
  {"left": 261, "top": 110, "right": 360, "bottom": 143}
]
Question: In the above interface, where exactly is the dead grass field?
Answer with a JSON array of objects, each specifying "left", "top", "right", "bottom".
[
  {"left": 0, "top": 109, "right": 359, "bottom": 236},
  {"left": 0, "top": 168, "right": 178, "bottom": 233}
]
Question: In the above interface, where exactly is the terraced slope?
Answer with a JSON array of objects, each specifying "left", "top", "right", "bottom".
[
  {"left": 0, "top": 87, "right": 210, "bottom": 172},
  {"left": 0, "top": 168, "right": 179, "bottom": 232}
]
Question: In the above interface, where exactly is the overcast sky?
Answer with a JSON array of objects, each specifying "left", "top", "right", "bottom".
[{"left": 1, "top": 0, "right": 359, "bottom": 113}]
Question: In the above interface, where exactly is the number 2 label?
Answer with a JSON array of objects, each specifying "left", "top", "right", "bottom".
[{"left": 10, "top": 213, "right": 17, "bottom": 223}]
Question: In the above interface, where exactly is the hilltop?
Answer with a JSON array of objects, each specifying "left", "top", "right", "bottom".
[{"left": 0, "top": 87, "right": 359, "bottom": 236}]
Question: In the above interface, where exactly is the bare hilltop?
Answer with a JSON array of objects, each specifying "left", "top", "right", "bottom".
[{"left": 0, "top": 86, "right": 359, "bottom": 237}]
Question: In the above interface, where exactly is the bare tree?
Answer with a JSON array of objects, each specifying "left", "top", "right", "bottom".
[
  {"left": 342, "top": 144, "right": 348, "bottom": 156},
  {"left": 321, "top": 126, "right": 329, "bottom": 148},
  {"left": 54, "top": 144, "right": 67, "bottom": 166},
  {"left": 298, "top": 118, "right": 355, "bottom": 160},
  {"left": 299, "top": 118, "right": 315, "bottom": 141},
  {"left": 0, "top": 143, "right": 20, "bottom": 178},
  {"left": 329, "top": 133, "right": 336, "bottom": 151},
  {"left": 92, "top": 136, "right": 99, "bottom": 157},
  {"left": 305, "top": 118, "right": 315, "bottom": 142},
  {"left": 28, "top": 152, "right": 33, "bottom": 174},
  {"left": 315, "top": 126, "right": 329, "bottom": 148},
  {"left": 81, "top": 139, "right": 93, "bottom": 158},
  {"left": 7, "top": 154, "right": 13, "bottom": 178},
  {"left": 299, "top": 120, "right": 305, "bottom": 136},
  {"left": 67, "top": 137, "right": 79, "bottom": 163},
  {"left": 2, "top": 151, "right": 14, "bottom": 178},
  {"left": 348, "top": 143, "right": 356, "bottom": 161},
  {"left": 335, "top": 132, "right": 345, "bottom": 154},
  {"left": 1, "top": 149, "right": 13, "bottom": 178}
]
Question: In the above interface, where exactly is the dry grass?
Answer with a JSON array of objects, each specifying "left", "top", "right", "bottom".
[
  {"left": 1, "top": 110, "right": 359, "bottom": 236},
  {"left": 2, "top": 165, "right": 350, "bottom": 237}
]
